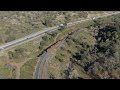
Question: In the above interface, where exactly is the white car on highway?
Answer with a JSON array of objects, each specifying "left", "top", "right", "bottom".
[{"left": 92, "top": 17, "right": 96, "bottom": 20}]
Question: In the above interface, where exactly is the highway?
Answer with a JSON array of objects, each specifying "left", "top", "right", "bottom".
[
  {"left": 0, "top": 26, "right": 58, "bottom": 51},
  {"left": 0, "top": 11, "right": 120, "bottom": 52},
  {"left": 33, "top": 11, "right": 120, "bottom": 79}
]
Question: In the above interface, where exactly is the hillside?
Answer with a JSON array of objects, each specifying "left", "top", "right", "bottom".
[
  {"left": 46, "top": 13, "right": 120, "bottom": 79},
  {"left": 0, "top": 11, "right": 118, "bottom": 79},
  {"left": 0, "top": 11, "right": 113, "bottom": 45}
]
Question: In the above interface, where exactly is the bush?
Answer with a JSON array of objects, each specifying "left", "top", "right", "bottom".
[
  {"left": 106, "top": 31, "right": 111, "bottom": 37},
  {"left": 49, "top": 31, "right": 58, "bottom": 37},
  {"left": 49, "top": 73, "right": 55, "bottom": 79},
  {"left": 55, "top": 55, "right": 63, "bottom": 62},
  {"left": 39, "top": 46, "right": 43, "bottom": 50},
  {"left": 8, "top": 51, "right": 14, "bottom": 59},
  {"left": 40, "top": 41, "right": 47, "bottom": 46},
  {"left": 66, "top": 39, "right": 73, "bottom": 46},
  {"left": 12, "top": 53, "right": 19, "bottom": 59},
  {"left": 42, "top": 17, "right": 53, "bottom": 27},
  {"left": 78, "top": 11, "right": 88, "bottom": 18},
  {"left": 15, "top": 48, "right": 25, "bottom": 52},
  {"left": 42, "top": 36, "right": 49, "bottom": 41},
  {"left": 42, "top": 35, "right": 51, "bottom": 41}
]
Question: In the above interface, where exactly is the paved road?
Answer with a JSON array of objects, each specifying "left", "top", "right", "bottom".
[
  {"left": 0, "top": 26, "right": 58, "bottom": 52},
  {"left": 33, "top": 11, "right": 120, "bottom": 79},
  {"left": 33, "top": 52, "right": 48, "bottom": 79},
  {"left": 33, "top": 37, "right": 67, "bottom": 79},
  {"left": 0, "top": 12, "right": 120, "bottom": 52}
]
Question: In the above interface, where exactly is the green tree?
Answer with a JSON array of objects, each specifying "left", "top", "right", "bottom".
[
  {"left": 42, "top": 17, "right": 53, "bottom": 27},
  {"left": 105, "top": 39, "right": 110, "bottom": 46},
  {"left": 42, "top": 36, "right": 48, "bottom": 41},
  {"left": 39, "top": 46, "right": 43, "bottom": 50},
  {"left": 114, "top": 33, "right": 119, "bottom": 39},
  {"left": 65, "top": 14, "right": 71, "bottom": 22},
  {"left": 116, "top": 24, "right": 120, "bottom": 33},
  {"left": 66, "top": 39, "right": 73, "bottom": 46},
  {"left": 49, "top": 73, "right": 55, "bottom": 79},
  {"left": 40, "top": 41, "right": 47, "bottom": 46},
  {"left": 12, "top": 53, "right": 19, "bottom": 59},
  {"left": 15, "top": 48, "right": 26, "bottom": 56},
  {"left": 99, "top": 40, "right": 106, "bottom": 47},
  {"left": 80, "top": 53, "right": 86, "bottom": 60},
  {"left": 107, "top": 31, "right": 111, "bottom": 37}
]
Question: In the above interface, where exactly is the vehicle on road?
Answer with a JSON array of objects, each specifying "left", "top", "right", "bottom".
[
  {"left": 92, "top": 17, "right": 96, "bottom": 20},
  {"left": 58, "top": 23, "right": 67, "bottom": 30}
]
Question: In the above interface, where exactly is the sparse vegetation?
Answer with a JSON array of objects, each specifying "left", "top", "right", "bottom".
[
  {"left": 0, "top": 11, "right": 117, "bottom": 79},
  {"left": 47, "top": 13, "right": 120, "bottom": 79}
]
